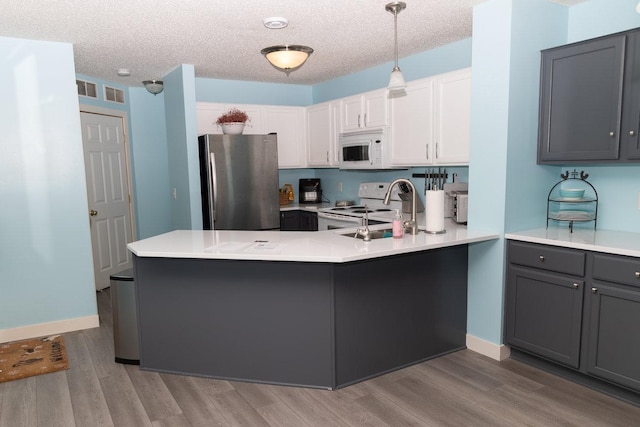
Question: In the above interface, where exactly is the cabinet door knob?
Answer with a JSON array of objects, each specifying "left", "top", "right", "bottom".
[
  {"left": 630, "top": 130, "right": 637, "bottom": 136},
  {"left": 539, "top": 255, "right": 545, "bottom": 262},
  {"left": 591, "top": 287, "right": 598, "bottom": 293},
  {"left": 635, "top": 271, "right": 640, "bottom": 278},
  {"left": 573, "top": 283, "right": 580, "bottom": 289},
  {"left": 609, "top": 131, "right": 616, "bottom": 137}
]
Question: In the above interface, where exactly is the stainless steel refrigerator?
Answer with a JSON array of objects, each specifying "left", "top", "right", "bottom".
[{"left": 198, "top": 134, "right": 280, "bottom": 230}]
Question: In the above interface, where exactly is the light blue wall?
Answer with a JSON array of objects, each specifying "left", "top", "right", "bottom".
[
  {"left": 164, "top": 65, "right": 200, "bottom": 230},
  {"left": 0, "top": 37, "right": 96, "bottom": 331},
  {"left": 468, "top": 0, "right": 640, "bottom": 346},
  {"left": 313, "top": 39, "right": 473, "bottom": 103},
  {"left": 280, "top": 168, "right": 469, "bottom": 205},
  {"left": 467, "top": 0, "right": 568, "bottom": 344},
  {"left": 568, "top": 0, "right": 640, "bottom": 40},
  {"left": 128, "top": 88, "right": 172, "bottom": 239},
  {"left": 196, "top": 78, "right": 312, "bottom": 106},
  {"left": 467, "top": 0, "right": 515, "bottom": 345}
]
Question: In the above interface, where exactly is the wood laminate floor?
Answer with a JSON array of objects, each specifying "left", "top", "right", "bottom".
[{"left": 1, "top": 289, "right": 640, "bottom": 427}]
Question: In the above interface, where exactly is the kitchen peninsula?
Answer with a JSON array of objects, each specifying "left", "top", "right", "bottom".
[{"left": 128, "top": 223, "right": 498, "bottom": 389}]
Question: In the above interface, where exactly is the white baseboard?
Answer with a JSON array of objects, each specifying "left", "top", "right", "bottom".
[
  {"left": 0, "top": 315, "right": 99, "bottom": 344},
  {"left": 466, "top": 334, "right": 511, "bottom": 361}
]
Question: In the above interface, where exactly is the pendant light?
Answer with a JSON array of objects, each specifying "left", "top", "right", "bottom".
[
  {"left": 386, "top": 1, "right": 407, "bottom": 91},
  {"left": 261, "top": 45, "right": 314, "bottom": 75}
]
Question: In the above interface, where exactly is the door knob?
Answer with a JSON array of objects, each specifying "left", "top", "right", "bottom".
[{"left": 89, "top": 209, "right": 98, "bottom": 216}]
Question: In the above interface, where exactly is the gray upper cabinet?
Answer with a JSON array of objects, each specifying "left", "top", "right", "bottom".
[
  {"left": 538, "top": 28, "right": 640, "bottom": 164},
  {"left": 538, "top": 34, "right": 626, "bottom": 163},
  {"left": 622, "top": 31, "right": 640, "bottom": 160}
]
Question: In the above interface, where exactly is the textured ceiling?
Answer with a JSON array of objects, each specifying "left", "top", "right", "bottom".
[{"left": 1, "top": 0, "right": 587, "bottom": 87}]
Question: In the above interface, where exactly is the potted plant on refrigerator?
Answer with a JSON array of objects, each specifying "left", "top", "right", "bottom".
[{"left": 215, "top": 108, "right": 250, "bottom": 135}]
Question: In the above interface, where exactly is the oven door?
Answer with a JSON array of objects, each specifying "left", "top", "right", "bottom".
[{"left": 317, "top": 212, "right": 363, "bottom": 230}]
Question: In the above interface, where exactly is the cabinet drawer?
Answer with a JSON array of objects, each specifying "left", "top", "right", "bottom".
[
  {"left": 508, "top": 241, "right": 585, "bottom": 276},
  {"left": 592, "top": 253, "right": 640, "bottom": 287}
]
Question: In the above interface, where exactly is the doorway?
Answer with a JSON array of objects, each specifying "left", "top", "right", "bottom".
[{"left": 80, "top": 108, "right": 135, "bottom": 290}]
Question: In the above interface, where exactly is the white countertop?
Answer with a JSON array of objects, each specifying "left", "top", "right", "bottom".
[
  {"left": 128, "top": 221, "right": 499, "bottom": 263},
  {"left": 505, "top": 228, "right": 640, "bottom": 258}
]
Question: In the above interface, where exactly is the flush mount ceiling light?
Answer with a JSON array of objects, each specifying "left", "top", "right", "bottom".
[
  {"left": 263, "top": 17, "right": 289, "bottom": 29},
  {"left": 142, "top": 80, "right": 163, "bottom": 95},
  {"left": 260, "top": 45, "right": 314, "bottom": 76},
  {"left": 385, "top": 1, "right": 407, "bottom": 91}
]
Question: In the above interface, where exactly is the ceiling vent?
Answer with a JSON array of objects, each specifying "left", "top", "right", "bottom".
[
  {"left": 104, "top": 86, "right": 125, "bottom": 104},
  {"left": 76, "top": 79, "right": 97, "bottom": 98}
]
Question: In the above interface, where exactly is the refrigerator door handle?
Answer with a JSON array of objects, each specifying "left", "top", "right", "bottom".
[{"left": 210, "top": 152, "right": 217, "bottom": 223}]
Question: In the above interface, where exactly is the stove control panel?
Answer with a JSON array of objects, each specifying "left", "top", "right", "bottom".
[{"left": 358, "top": 182, "right": 401, "bottom": 201}]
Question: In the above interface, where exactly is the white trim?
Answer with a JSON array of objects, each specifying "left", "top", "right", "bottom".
[
  {"left": 466, "top": 334, "right": 511, "bottom": 361},
  {"left": 0, "top": 315, "right": 99, "bottom": 344}
]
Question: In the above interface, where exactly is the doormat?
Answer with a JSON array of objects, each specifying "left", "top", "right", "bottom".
[{"left": 0, "top": 335, "right": 68, "bottom": 383}]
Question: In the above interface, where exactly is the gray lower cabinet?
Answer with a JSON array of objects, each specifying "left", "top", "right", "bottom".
[
  {"left": 538, "top": 28, "right": 640, "bottom": 164},
  {"left": 133, "top": 245, "right": 468, "bottom": 389},
  {"left": 587, "top": 254, "right": 640, "bottom": 391},
  {"left": 280, "top": 210, "right": 318, "bottom": 231},
  {"left": 505, "top": 266, "right": 583, "bottom": 368},
  {"left": 505, "top": 241, "right": 585, "bottom": 368},
  {"left": 506, "top": 241, "right": 640, "bottom": 395}
]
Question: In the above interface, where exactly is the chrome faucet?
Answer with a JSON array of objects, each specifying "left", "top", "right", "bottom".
[
  {"left": 384, "top": 179, "right": 419, "bottom": 235},
  {"left": 354, "top": 205, "right": 373, "bottom": 241}
]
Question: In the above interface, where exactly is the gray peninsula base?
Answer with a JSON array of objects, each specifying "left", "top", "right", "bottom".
[{"left": 133, "top": 245, "right": 468, "bottom": 389}]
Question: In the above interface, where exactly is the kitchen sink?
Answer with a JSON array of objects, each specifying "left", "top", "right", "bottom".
[{"left": 341, "top": 228, "right": 394, "bottom": 240}]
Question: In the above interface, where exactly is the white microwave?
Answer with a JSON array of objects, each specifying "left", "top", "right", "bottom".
[{"left": 338, "top": 128, "right": 400, "bottom": 170}]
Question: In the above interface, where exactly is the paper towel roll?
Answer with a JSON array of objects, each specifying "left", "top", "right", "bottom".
[{"left": 425, "top": 190, "right": 445, "bottom": 233}]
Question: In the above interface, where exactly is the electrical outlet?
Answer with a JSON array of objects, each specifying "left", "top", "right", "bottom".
[
  {"left": 338, "top": 181, "right": 343, "bottom": 192},
  {"left": 172, "top": 188, "right": 177, "bottom": 200}
]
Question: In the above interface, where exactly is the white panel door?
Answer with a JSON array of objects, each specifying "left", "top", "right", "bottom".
[{"left": 81, "top": 112, "right": 133, "bottom": 290}]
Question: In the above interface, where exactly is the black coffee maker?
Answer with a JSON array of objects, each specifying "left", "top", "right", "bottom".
[{"left": 299, "top": 178, "right": 322, "bottom": 203}]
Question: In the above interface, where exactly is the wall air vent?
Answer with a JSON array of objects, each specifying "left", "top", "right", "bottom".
[
  {"left": 76, "top": 79, "right": 97, "bottom": 98},
  {"left": 104, "top": 86, "right": 125, "bottom": 104}
]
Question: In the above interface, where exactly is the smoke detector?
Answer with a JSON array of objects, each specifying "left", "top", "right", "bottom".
[{"left": 263, "top": 17, "right": 288, "bottom": 29}]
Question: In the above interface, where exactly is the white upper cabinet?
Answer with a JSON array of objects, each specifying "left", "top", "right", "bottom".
[
  {"left": 433, "top": 68, "right": 472, "bottom": 165},
  {"left": 307, "top": 101, "right": 339, "bottom": 167},
  {"left": 340, "top": 89, "right": 389, "bottom": 132},
  {"left": 262, "top": 106, "right": 306, "bottom": 169},
  {"left": 389, "top": 68, "right": 471, "bottom": 166},
  {"left": 389, "top": 78, "right": 435, "bottom": 165},
  {"left": 196, "top": 102, "right": 306, "bottom": 168}
]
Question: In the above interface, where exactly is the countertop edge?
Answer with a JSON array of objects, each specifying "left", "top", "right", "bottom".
[
  {"left": 128, "top": 226, "right": 499, "bottom": 263},
  {"left": 505, "top": 228, "right": 640, "bottom": 258}
]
